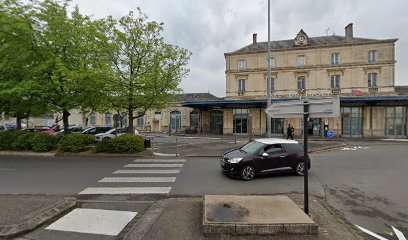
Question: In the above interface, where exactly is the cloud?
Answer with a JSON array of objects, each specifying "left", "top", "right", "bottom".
[{"left": 73, "top": 0, "right": 408, "bottom": 96}]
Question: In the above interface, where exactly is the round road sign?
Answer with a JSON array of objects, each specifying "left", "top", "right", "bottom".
[{"left": 327, "top": 130, "right": 334, "bottom": 138}]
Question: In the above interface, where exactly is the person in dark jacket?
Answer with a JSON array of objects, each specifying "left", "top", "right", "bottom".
[{"left": 286, "top": 124, "right": 294, "bottom": 140}]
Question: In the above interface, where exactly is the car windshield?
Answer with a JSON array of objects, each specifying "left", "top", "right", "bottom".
[{"left": 240, "top": 141, "right": 265, "bottom": 154}]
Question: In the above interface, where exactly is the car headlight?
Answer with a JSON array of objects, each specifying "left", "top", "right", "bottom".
[{"left": 228, "top": 158, "right": 243, "bottom": 164}]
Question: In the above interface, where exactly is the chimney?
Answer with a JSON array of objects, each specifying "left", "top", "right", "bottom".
[
  {"left": 253, "top": 33, "right": 257, "bottom": 44},
  {"left": 345, "top": 23, "right": 353, "bottom": 42}
]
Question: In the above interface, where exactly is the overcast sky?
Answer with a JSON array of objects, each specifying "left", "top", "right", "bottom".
[{"left": 73, "top": 0, "right": 408, "bottom": 97}]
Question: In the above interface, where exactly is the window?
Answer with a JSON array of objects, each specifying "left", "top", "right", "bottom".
[
  {"left": 369, "top": 50, "right": 376, "bottom": 63},
  {"left": 105, "top": 112, "right": 111, "bottom": 126},
  {"left": 297, "top": 76, "right": 305, "bottom": 90},
  {"left": 331, "top": 75, "right": 340, "bottom": 89},
  {"left": 137, "top": 112, "right": 144, "bottom": 127},
  {"left": 331, "top": 53, "right": 340, "bottom": 65},
  {"left": 267, "top": 77, "right": 275, "bottom": 91},
  {"left": 121, "top": 112, "right": 127, "bottom": 127},
  {"left": 368, "top": 73, "right": 377, "bottom": 87},
  {"left": 90, "top": 113, "right": 96, "bottom": 126},
  {"left": 238, "top": 79, "right": 245, "bottom": 92},
  {"left": 190, "top": 112, "right": 199, "bottom": 127},
  {"left": 267, "top": 57, "right": 275, "bottom": 68},
  {"left": 297, "top": 56, "right": 305, "bottom": 67},
  {"left": 238, "top": 59, "right": 246, "bottom": 71},
  {"left": 233, "top": 109, "right": 249, "bottom": 134}
]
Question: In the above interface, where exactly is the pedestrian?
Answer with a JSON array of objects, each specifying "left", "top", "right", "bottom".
[{"left": 287, "top": 124, "right": 294, "bottom": 140}]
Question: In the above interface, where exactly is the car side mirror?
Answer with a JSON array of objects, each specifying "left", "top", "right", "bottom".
[{"left": 262, "top": 152, "right": 269, "bottom": 157}]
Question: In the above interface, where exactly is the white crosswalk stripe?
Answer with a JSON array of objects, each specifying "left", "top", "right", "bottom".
[
  {"left": 133, "top": 159, "right": 186, "bottom": 163},
  {"left": 124, "top": 163, "right": 183, "bottom": 168},
  {"left": 99, "top": 177, "right": 176, "bottom": 182},
  {"left": 113, "top": 169, "right": 180, "bottom": 174},
  {"left": 79, "top": 159, "right": 185, "bottom": 195}
]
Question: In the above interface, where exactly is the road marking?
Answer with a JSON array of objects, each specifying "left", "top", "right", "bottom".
[
  {"left": 133, "top": 159, "right": 186, "bottom": 163},
  {"left": 124, "top": 163, "right": 183, "bottom": 168},
  {"left": 46, "top": 208, "right": 137, "bottom": 236},
  {"left": 99, "top": 177, "right": 176, "bottom": 183},
  {"left": 392, "top": 226, "right": 407, "bottom": 240},
  {"left": 356, "top": 225, "right": 388, "bottom": 240},
  {"left": 79, "top": 187, "right": 171, "bottom": 195},
  {"left": 113, "top": 169, "right": 180, "bottom": 174},
  {"left": 356, "top": 225, "right": 406, "bottom": 240}
]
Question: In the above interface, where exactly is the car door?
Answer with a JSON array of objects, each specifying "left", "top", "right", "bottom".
[{"left": 261, "top": 144, "right": 288, "bottom": 172}]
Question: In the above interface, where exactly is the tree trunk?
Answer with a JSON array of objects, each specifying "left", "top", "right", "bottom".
[
  {"left": 127, "top": 109, "right": 134, "bottom": 133},
  {"left": 16, "top": 116, "right": 22, "bottom": 130},
  {"left": 63, "top": 109, "right": 70, "bottom": 133}
]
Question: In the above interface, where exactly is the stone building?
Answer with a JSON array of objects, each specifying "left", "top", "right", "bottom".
[{"left": 183, "top": 23, "right": 408, "bottom": 138}]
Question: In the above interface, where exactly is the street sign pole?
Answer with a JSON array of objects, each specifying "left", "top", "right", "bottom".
[{"left": 303, "top": 101, "right": 309, "bottom": 215}]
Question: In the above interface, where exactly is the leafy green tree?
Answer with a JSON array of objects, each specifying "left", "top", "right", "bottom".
[
  {"left": 101, "top": 10, "right": 191, "bottom": 133},
  {"left": 1, "top": 0, "right": 111, "bottom": 131},
  {"left": 0, "top": 0, "right": 48, "bottom": 128}
]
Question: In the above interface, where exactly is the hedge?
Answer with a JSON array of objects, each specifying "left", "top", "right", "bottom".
[
  {"left": 30, "top": 133, "right": 58, "bottom": 152},
  {"left": 95, "top": 138, "right": 113, "bottom": 153},
  {"left": 98, "top": 134, "right": 144, "bottom": 153},
  {"left": 58, "top": 133, "right": 94, "bottom": 153},
  {"left": 0, "top": 131, "right": 28, "bottom": 150},
  {"left": 11, "top": 132, "right": 38, "bottom": 150}
]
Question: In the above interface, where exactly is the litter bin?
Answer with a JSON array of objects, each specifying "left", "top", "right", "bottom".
[{"left": 144, "top": 138, "right": 151, "bottom": 149}]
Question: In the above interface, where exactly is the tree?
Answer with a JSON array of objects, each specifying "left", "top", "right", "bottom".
[
  {"left": 101, "top": 10, "right": 191, "bottom": 133},
  {"left": 0, "top": 0, "right": 48, "bottom": 128},
  {"left": 25, "top": 0, "right": 112, "bottom": 132}
]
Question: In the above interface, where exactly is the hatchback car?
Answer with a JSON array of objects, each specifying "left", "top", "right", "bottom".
[
  {"left": 220, "top": 138, "right": 311, "bottom": 181},
  {"left": 81, "top": 126, "right": 113, "bottom": 135},
  {"left": 94, "top": 128, "right": 127, "bottom": 142}
]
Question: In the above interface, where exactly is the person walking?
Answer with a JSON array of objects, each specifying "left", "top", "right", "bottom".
[{"left": 287, "top": 124, "right": 294, "bottom": 140}]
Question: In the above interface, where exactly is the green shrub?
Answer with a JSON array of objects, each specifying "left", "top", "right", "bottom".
[
  {"left": 30, "top": 133, "right": 58, "bottom": 152},
  {"left": 95, "top": 138, "right": 113, "bottom": 153},
  {"left": 107, "top": 134, "right": 144, "bottom": 153},
  {"left": 11, "top": 132, "right": 38, "bottom": 150},
  {"left": 0, "top": 131, "right": 28, "bottom": 150},
  {"left": 58, "top": 133, "right": 94, "bottom": 153}
]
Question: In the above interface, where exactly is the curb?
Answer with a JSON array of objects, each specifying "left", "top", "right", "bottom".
[
  {"left": 0, "top": 151, "right": 56, "bottom": 157},
  {"left": 0, "top": 197, "right": 76, "bottom": 239}
]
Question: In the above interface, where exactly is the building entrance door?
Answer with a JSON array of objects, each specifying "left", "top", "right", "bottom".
[
  {"left": 210, "top": 111, "right": 223, "bottom": 134},
  {"left": 385, "top": 107, "right": 406, "bottom": 138},
  {"left": 341, "top": 107, "right": 363, "bottom": 138},
  {"left": 170, "top": 111, "right": 181, "bottom": 133},
  {"left": 308, "top": 118, "right": 322, "bottom": 136}
]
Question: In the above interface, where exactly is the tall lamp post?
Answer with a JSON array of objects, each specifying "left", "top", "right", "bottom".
[{"left": 266, "top": 0, "right": 272, "bottom": 137}]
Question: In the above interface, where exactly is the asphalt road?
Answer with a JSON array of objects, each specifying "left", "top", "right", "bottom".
[{"left": 0, "top": 140, "right": 407, "bottom": 239}]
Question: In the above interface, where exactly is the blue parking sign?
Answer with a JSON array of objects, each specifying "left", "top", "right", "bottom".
[{"left": 327, "top": 130, "right": 334, "bottom": 138}]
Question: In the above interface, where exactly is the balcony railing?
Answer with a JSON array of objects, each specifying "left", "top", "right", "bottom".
[
  {"left": 369, "top": 87, "right": 378, "bottom": 93},
  {"left": 331, "top": 88, "right": 341, "bottom": 94}
]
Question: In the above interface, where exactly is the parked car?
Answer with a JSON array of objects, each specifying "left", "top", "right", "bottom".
[
  {"left": 220, "top": 138, "right": 311, "bottom": 181},
  {"left": 54, "top": 126, "right": 86, "bottom": 137},
  {"left": 81, "top": 126, "right": 113, "bottom": 135},
  {"left": 94, "top": 128, "right": 126, "bottom": 142},
  {"left": 26, "top": 126, "right": 55, "bottom": 135}
]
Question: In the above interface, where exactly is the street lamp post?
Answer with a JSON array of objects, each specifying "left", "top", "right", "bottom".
[{"left": 266, "top": 0, "right": 272, "bottom": 138}]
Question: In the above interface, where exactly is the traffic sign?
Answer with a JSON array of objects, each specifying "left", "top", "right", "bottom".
[
  {"left": 327, "top": 130, "right": 334, "bottom": 138},
  {"left": 265, "top": 97, "right": 340, "bottom": 118}
]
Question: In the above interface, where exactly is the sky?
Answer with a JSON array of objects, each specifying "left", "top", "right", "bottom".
[{"left": 73, "top": 0, "right": 408, "bottom": 97}]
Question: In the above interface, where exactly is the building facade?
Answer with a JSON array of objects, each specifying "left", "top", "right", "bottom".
[{"left": 183, "top": 23, "right": 408, "bottom": 138}]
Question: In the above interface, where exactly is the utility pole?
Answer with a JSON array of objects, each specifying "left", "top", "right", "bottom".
[{"left": 266, "top": 0, "right": 272, "bottom": 137}]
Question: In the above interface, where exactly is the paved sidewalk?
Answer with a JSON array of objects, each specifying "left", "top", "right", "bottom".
[{"left": 0, "top": 195, "right": 76, "bottom": 238}]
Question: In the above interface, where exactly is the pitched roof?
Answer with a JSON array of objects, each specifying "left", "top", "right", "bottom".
[
  {"left": 175, "top": 93, "right": 220, "bottom": 102},
  {"left": 226, "top": 35, "right": 398, "bottom": 55},
  {"left": 395, "top": 86, "right": 408, "bottom": 96}
]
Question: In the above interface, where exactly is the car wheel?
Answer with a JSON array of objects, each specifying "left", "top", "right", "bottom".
[
  {"left": 240, "top": 165, "right": 255, "bottom": 181},
  {"left": 295, "top": 161, "right": 305, "bottom": 176}
]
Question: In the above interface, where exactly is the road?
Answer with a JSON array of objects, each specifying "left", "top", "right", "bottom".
[{"left": 0, "top": 140, "right": 407, "bottom": 239}]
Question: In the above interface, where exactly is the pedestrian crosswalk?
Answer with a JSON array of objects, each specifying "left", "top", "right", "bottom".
[{"left": 78, "top": 158, "right": 185, "bottom": 195}]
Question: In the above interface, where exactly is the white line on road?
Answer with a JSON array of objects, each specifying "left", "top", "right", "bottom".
[
  {"left": 392, "top": 226, "right": 407, "bottom": 240},
  {"left": 46, "top": 208, "right": 137, "bottom": 236},
  {"left": 113, "top": 170, "right": 180, "bottom": 174},
  {"left": 356, "top": 225, "right": 388, "bottom": 240},
  {"left": 78, "top": 187, "right": 171, "bottom": 195},
  {"left": 124, "top": 163, "right": 183, "bottom": 168},
  {"left": 99, "top": 177, "right": 176, "bottom": 183},
  {"left": 132, "top": 159, "right": 186, "bottom": 163}
]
